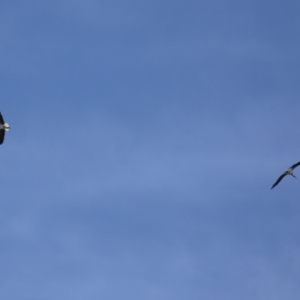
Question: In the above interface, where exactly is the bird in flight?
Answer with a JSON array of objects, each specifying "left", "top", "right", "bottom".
[
  {"left": 0, "top": 112, "right": 10, "bottom": 145},
  {"left": 271, "top": 162, "right": 300, "bottom": 189}
]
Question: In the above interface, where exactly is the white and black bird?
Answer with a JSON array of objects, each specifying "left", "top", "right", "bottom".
[
  {"left": 271, "top": 162, "right": 300, "bottom": 189},
  {"left": 0, "top": 112, "right": 10, "bottom": 145}
]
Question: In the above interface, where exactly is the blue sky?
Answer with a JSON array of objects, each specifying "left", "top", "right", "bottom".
[{"left": 1, "top": 0, "right": 300, "bottom": 299}]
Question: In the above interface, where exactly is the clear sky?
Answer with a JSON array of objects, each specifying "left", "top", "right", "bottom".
[{"left": 1, "top": 1, "right": 300, "bottom": 299}]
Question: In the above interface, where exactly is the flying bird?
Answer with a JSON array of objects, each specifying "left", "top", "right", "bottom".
[
  {"left": 271, "top": 161, "right": 300, "bottom": 189},
  {"left": 0, "top": 112, "right": 10, "bottom": 145}
]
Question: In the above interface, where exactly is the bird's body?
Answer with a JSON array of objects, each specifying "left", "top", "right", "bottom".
[
  {"left": 0, "top": 112, "right": 9, "bottom": 145},
  {"left": 0, "top": 123, "right": 9, "bottom": 131},
  {"left": 271, "top": 162, "right": 300, "bottom": 189}
]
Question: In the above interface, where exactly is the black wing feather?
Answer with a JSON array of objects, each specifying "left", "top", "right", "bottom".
[
  {"left": 290, "top": 162, "right": 300, "bottom": 170},
  {"left": 271, "top": 173, "right": 286, "bottom": 189},
  {"left": 0, "top": 130, "right": 5, "bottom": 145},
  {"left": 0, "top": 113, "right": 4, "bottom": 125}
]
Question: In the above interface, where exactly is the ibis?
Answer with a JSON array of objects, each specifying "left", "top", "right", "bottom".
[
  {"left": 0, "top": 112, "right": 10, "bottom": 144},
  {"left": 271, "top": 162, "right": 300, "bottom": 189}
]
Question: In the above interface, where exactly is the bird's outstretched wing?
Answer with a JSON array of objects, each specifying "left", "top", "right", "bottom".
[
  {"left": 290, "top": 162, "right": 300, "bottom": 170},
  {"left": 0, "top": 113, "right": 4, "bottom": 125},
  {"left": 0, "top": 130, "right": 5, "bottom": 145},
  {"left": 271, "top": 173, "right": 286, "bottom": 189}
]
